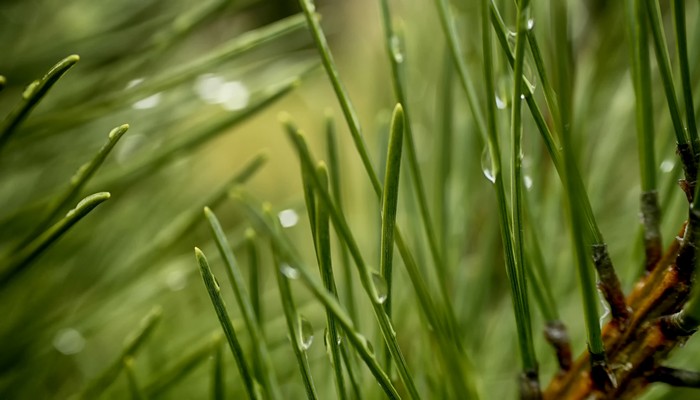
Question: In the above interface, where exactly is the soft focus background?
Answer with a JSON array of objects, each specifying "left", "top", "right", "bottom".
[{"left": 1, "top": 0, "right": 699, "bottom": 398}]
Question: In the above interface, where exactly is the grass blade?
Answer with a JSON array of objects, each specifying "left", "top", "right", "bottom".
[
  {"left": 204, "top": 208, "right": 283, "bottom": 400},
  {"left": 509, "top": 0, "right": 539, "bottom": 388},
  {"left": 379, "top": 104, "right": 404, "bottom": 322},
  {"left": 378, "top": 0, "right": 448, "bottom": 304},
  {"left": 433, "top": 0, "right": 487, "bottom": 138},
  {"left": 0, "top": 54, "right": 79, "bottom": 151},
  {"left": 324, "top": 113, "right": 358, "bottom": 327},
  {"left": 123, "top": 357, "right": 146, "bottom": 400},
  {"left": 194, "top": 248, "right": 257, "bottom": 400},
  {"left": 0, "top": 192, "right": 111, "bottom": 286},
  {"left": 143, "top": 332, "right": 223, "bottom": 397},
  {"left": 296, "top": 0, "right": 382, "bottom": 194},
  {"left": 211, "top": 339, "right": 225, "bottom": 400},
  {"left": 245, "top": 230, "right": 263, "bottom": 325},
  {"left": 313, "top": 163, "right": 348, "bottom": 400}
]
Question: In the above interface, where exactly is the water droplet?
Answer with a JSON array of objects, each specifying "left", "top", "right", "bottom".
[
  {"left": 370, "top": 271, "right": 388, "bottom": 304},
  {"left": 132, "top": 93, "right": 162, "bottom": 109},
  {"left": 304, "top": 0, "right": 316, "bottom": 12},
  {"left": 278, "top": 209, "right": 299, "bottom": 228},
  {"left": 299, "top": 316, "right": 314, "bottom": 350},
  {"left": 53, "top": 328, "right": 86, "bottom": 355},
  {"left": 390, "top": 35, "right": 404, "bottom": 64},
  {"left": 166, "top": 268, "right": 187, "bottom": 291},
  {"left": 495, "top": 93, "right": 507, "bottom": 110},
  {"left": 126, "top": 78, "right": 144, "bottom": 89},
  {"left": 506, "top": 29, "right": 516, "bottom": 53},
  {"left": 358, "top": 334, "right": 374, "bottom": 355},
  {"left": 523, "top": 57, "right": 538, "bottom": 92},
  {"left": 280, "top": 263, "right": 299, "bottom": 280},
  {"left": 526, "top": 19, "right": 535, "bottom": 30},
  {"left": 221, "top": 81, "right": 250, "bottom": 111},
  {"left": 195, "top": 74, "right": 225, "bottom": 103},
  {"left": 481, "top": 147, "right": 496, "bottom": 183},
  {"left": 524, "top": 175, "right": 533, "bottom": 190},
  {"left": 22, "top": 80, "right": 40, "bottom": 99},
  {"left": 660, "top": 159, "right": 675, "bottom": 173}
]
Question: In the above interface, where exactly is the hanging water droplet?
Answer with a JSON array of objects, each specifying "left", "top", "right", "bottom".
[
  {"left": 278, "top": 209, "right": 299, "bottom": 228},
  {"left": 506, "top": 29, "right": 516, "bottom": 53},
  {"left": 524, "top": 175, "right": 533, "bottom": 190},
  {"left": 220, "top": 81, "right": 250, "bottom": 111},
  {"left": 370, "top": 271, "right": 388, "bottom": 304},
  {"left": 304, "top": 0, "right": 316, "bottom": 13},
  {"left": 299, "top": 315, "right": 314, "bottom": 350},
  {"left": 523, "top": 55, "right": 538, "bottom": 92},
  {"left": 495, "top": 93, "right": 507, "bottom": 110},
  {"left": 526, "top": 18, "right": 535, "bottom": 30},
  {"left": 660, "top": 159, "right": 675, "bottom": 173},
  {"left": 165, "top": 268, "right": 187, "bottom": 291},
  {"left": 132, "top": 93, "right": 162, "bottom": 109},
  {"left": 390, "top": 35, "right": 404, "bottom": 64},
  {"left": 53, "top": 328, "right": 86, "bottom": 355},
  {"left": 22, "top": 80, "right": 40, "bottom": 99},
  {"left": 481, "top": 147, "right": 496, "bottom": 183},
  {"left": 359, "top": 334, "right": 374, "bottom": 355},
  {"left": 280, "top": 263, "right": 299, "bottom": 280},
  {"left": 126, "top": 78, "right": 144, "bottom": 89}
]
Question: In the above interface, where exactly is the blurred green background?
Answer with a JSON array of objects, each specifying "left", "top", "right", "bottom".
[{"left": 1, "top": 0, "right": 699, "bottom": 398}]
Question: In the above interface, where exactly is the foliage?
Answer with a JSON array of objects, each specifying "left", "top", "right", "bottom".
[{"left": 1, "top": 0, "right": 700, "bottom": 399}]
